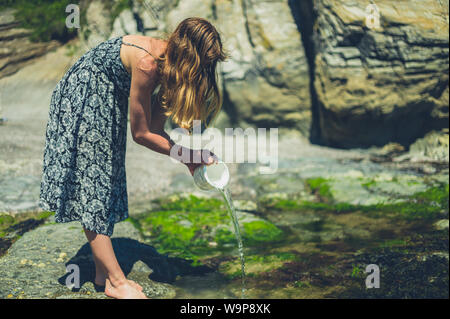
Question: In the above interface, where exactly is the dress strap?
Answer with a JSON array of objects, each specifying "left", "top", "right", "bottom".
[{"left": 122, "top": 41, "right": 158, "bottom": 60}]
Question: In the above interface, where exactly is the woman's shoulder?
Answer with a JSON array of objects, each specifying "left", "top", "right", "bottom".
[
  {"left": 123, "top": 35, "right": 167, "bottom": 52},
  {"left": 123, "top": 35, "right": 166, "bottom": 70}
]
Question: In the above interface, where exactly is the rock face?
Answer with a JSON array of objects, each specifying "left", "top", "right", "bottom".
[
  {"left": 2, "top": 0, "right": 448, "bottom": 147},
  {"left": 165, "top": 0, "right": 312, "bottom": 133},
  {"left": 0, "top": 8, "right": 59, "bottom": 79},
  {"left": 76, "top": 0, "right": 448, "bottom": 148},
  {"left": 78, "top": 0, "right": 177, "bottom": 50},
  {"left": 78, "top": 0, "right": 312, "bottom": 134},
  {"left": 78, "top": 0, "right": 113, "bottom": 50},
  {"left": 215, "top": 0, "right": 312, "bottom": 134},
  {"left": 310, "top": 0, "right": 449, "bottom": 148}
]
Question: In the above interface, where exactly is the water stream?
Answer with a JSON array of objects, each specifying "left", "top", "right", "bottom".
[{"left": 218, "top": 187, "right": 246, "bottom": 299}]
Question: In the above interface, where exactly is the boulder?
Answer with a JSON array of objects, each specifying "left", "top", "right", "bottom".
[
  {"left": 215, "top": 0, "right": 311, "bottom": 134},
  {"left": 80, "top": 0, "right": 177, "bottom": 46},
  {"left": 312, "top": 0, "right": 449, "bottom": 148},
  {"left": 394, "top": 128, "right": 450, "bottom": 163}
]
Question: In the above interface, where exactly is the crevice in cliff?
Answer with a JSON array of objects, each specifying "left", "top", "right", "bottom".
[
  {"left": 240, "top": 0, "right": 255, "bottom": 48},
  {"left": 221, "top": 79, "right": 239, "bottom": 126},
  {"left": 288, "top": 0, "right": 321, "bottom": 144},
  {"left": 211, "top": 0, "right": 218, "bottom": 20},
  {"left": 133, "top": 11, "right": 144, "bottom": 33}
]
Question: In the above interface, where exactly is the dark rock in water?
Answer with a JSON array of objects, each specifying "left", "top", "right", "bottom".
[
  {"left": 0, "top": 220, "right": 181, "bottom": 299},
  {"left": 335, "top": 249, "right": 449, "bottom": 299}
]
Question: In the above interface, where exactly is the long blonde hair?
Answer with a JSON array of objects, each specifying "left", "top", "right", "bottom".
[{"left": 152, "top": 17, "right": 228, "bottom": 131}]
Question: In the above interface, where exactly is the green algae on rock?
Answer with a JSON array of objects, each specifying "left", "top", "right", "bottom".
[
  {"left": 0, "top": 211, "right": 54, "bottom": 257},
  {"left": 258, "top": 178, "right": 449, "bottom": 221},
  {"left": 127, "top": 195, "right": 285, "bottom": 264},
  {"left": 219, "top": 252, "right": 301, "bottom": 280}
]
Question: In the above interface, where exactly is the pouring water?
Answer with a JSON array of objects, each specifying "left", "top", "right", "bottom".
[
  {"left": 219, "top": 186, "right": 246, "bottom": 299},
  {"left": 193, "top": 161, "right": 247, "bottom": 299}
]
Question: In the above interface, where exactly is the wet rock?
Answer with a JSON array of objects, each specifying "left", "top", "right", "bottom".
[
  {"left": 328, "top": 173, "right": 429, "bottom": 205},
  {"left": 241, "top": 153, "right": 439, "bottom": 207},
  {"left": 219, "top": 252, "right": 301, "bottom": 280},
  {"left": 233, "top": 200, "right": 257, "bottom": 212},
  {"left": 394, "top": 129, "right": 450, "bottom": 163},
  {"left": 130, "top": 194, "right": 284, "bottom": 261},
  {"left": 0, "top": 220, "right": 176, "bottom": 299},
  {"left": 434, "top": 219, "right": 449, "bottom": 231}
]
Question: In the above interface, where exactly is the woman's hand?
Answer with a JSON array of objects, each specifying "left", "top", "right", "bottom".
[{"left": 185, "top": 149, "right": 218, "bottom": 176}]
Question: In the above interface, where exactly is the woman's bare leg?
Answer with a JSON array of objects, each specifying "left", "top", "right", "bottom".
[
  {"left": 90, "top": 249, "right": 107, "bottom": 286},
  {"left": 83, "top": 228, "right": 146, "bottom": 298}
]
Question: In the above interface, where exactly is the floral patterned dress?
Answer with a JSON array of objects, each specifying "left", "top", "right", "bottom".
[{"left": 39, "top": 36, "right": 133, "bottom": 237}]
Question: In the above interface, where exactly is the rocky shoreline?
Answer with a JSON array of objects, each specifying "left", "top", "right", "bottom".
[{"left": 0, "top": 123, "right": 448, "bottom": 298}]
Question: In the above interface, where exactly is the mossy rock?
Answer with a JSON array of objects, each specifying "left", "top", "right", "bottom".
[
  {"left": 129, "top": 195, "right": 285, "bottom": 264},
  {"left": 242, "top": 220, "right": 284, "bottom": 245},
  {"left": 219, "top": 252, "right": 300, "bottom": 279},
  {"left": 257, "top": 181, "right": 449, "bottom": 221},
  {"left": 306, "top": 177, "right": 333, "bottom": 200},
  {"left": 0, "top": 211, "right": 55, "bottom": 256}
]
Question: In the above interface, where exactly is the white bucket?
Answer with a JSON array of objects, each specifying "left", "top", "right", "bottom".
[{"left": 193, "top": 161, "right": 230, "bottom": 191}]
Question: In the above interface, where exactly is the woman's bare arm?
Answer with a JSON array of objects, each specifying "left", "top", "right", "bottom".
[
  {"left": 128, "top": 56, "right": 175, "bottom": 157},
  {"left": 148, "top": 94, "right": 173, "bottom": 142},
  {"left": 127, "top": 48, "right": 217, "bottom": 173}
]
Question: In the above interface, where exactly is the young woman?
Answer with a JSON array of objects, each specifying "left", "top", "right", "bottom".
[{"left": 39, "top": 17, "right": 227, "bottom": 299}]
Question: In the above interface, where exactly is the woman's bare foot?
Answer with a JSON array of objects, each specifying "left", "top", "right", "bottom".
[
  {"left": 127, "top": 279, "right": 143, "bottom": 292},
  {"left": 95, "top": 274, "right": 143, "bottom": 292},
  {"left": 104, "top": 278, "right": 148, "bottom": 299}
]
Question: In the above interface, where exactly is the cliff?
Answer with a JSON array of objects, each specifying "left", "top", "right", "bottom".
[
  {"left": 310, "top": 0, "right": 449, "bottom": 148},
  {"left": 1, "top": 0, "right": 448, "bottom": 148}
]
